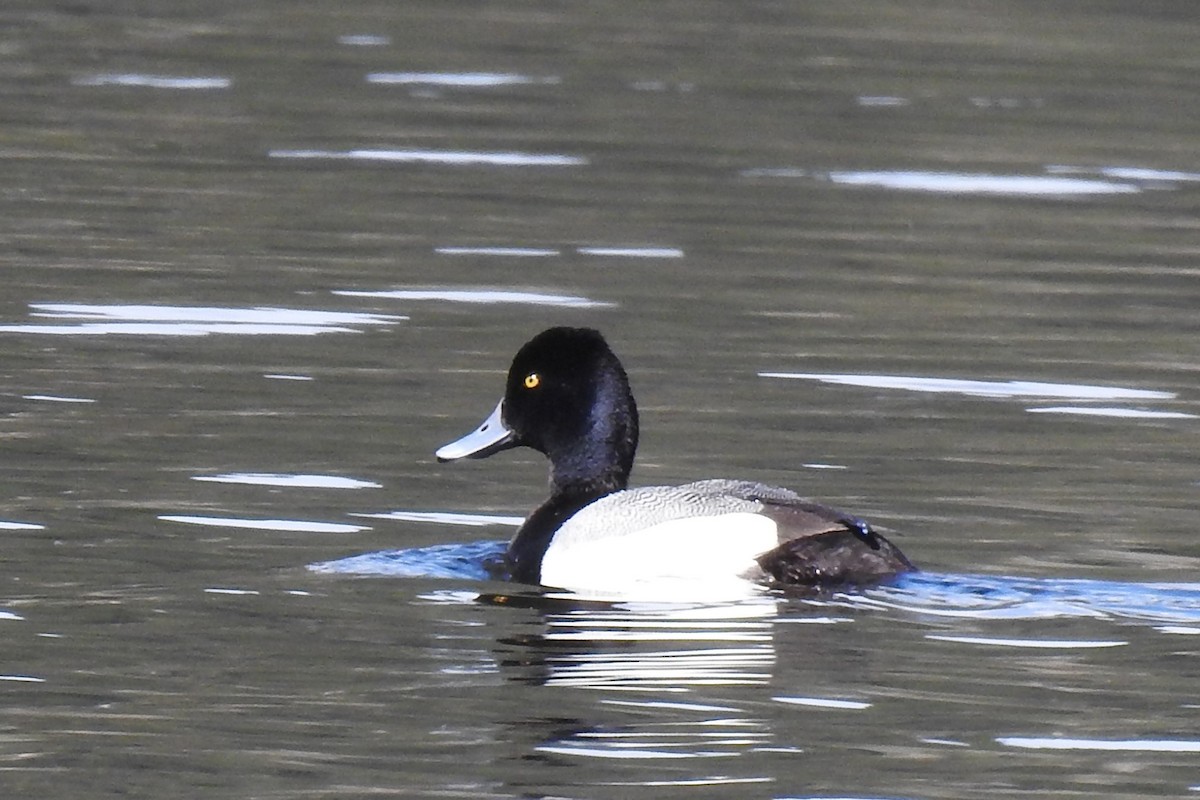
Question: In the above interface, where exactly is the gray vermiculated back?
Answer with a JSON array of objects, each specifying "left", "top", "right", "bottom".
[{"left": 552, "top": 479, "right": 803, "bottom": 543}]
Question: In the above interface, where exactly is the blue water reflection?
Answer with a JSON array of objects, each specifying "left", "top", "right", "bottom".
[
  {"left": 313, "top": 540, "right": 508, "bottom": 581},
  {"left": 861, "top": 572, "right": 1200, "bottom": 624},
  {"left": 312, "top": 541, "right": 1200, "bottom": 626}
]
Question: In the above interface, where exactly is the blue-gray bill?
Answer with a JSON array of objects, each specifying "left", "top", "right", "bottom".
[{"left": 435, "top": 400, "right": 516, "bottom": 461}]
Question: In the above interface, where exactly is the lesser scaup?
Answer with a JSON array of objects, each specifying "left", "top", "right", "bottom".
[{"left": 436, "top": 327, "right": 914, "bottom": 599}]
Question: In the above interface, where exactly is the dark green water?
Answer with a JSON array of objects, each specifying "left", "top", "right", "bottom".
[{"left": 2, "top": 2, "right": 1200, "bottom": 797}]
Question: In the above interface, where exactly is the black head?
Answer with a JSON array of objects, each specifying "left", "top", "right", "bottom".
[{"left": 436, "top": 327, "right": 639, "bottom": 497}]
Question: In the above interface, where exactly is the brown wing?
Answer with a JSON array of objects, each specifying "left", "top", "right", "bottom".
[{"left": 752, "top": 499, "right": 915, "bottom": 590}]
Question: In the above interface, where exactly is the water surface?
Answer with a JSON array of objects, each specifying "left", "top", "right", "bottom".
[{"left": 2, "top": 2, "right": 1199, "bottom": 798}]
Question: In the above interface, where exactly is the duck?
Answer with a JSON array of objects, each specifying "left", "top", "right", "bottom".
[{"left": 435, "top": 326, "right": 914, "bottom": 599}]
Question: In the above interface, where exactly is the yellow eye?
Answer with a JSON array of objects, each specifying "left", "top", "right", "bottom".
[{"left": 523, "top": 372, "right": 540, "bottom": 389}]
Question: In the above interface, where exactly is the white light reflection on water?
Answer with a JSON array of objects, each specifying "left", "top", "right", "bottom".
[
  {"left": 1157, "top": 625, "right": 1200, "bottom": 635},
  {"left": 435, "top": 246, "right": 560, "bottom": 256},
  {"left": 630, "top": 80, "right": 696, "bottom": 93},
  {"left": 434, "top": 245, "right": 684, "bottom": 258},
  {"left": 998, "top": 736, "right": 1200, "bottom": 753},
  {"left": 535, "top": 740, "right": 750, "bottom": 760},
  {"left": 2, "top": 323, "right": 353, "bottom": 336},
  {"left": 772, "top": 696, "right": 872, "bottom": 710},
  {"left": 538, "top": 603, "right": 778, "bottom": 690},
  {"left": 747, "top": 164, "right": 1200, "bottom": 196},
  {"left": 414, "top": 587, "right": 787, "bottom": 765},
  {"left": 857, "top": 95, "right": 910, "bottom": 107},
  {"left": 759, "top": 373, "right": 1174, "bottom": 401},
  {"left": 763, "top": 372, "right": 1191, "bottom": 421},
  {"left": 969, "top": 96, "right": 1045, "bottom": 109},
  {"left": 577, "top": 247, "right": 685, "bottom": 258},
  {"left": 925, "top": 634, "right": 1126, "bottom": 649},
  {"left": 0, "top": 521, "right": 45, "bottom": 531},
  {"left": 333, "top": 288, "right": 613, "bottom": 308},
  {"left": 160, "top": 515, "right": 369, "bottom": 533},
  {"left": 598, "top": 776, "right": 774, "bottom": 787},
  {"left": 1048, "top": 165, "right": 1200, "bottom": 183},
  {"left": 350, "top": 510, "right": 523, "bottom": 527},
  {"left": 1103, "top": 167, "right": 1200, "bottom": 182},
  {"left": 193, "top": 473, "right": 382, "bottom": 489},
  {"left": 72, "top": 74, "right": 231, "bottom": 89},
  {"left": 538, "top": 689, "right": 773, "bottom": 761},
  {"left": 1026, "top": 406, "right": 1196, "bottom": 419},
  {"left": 828, "top": 171, "right": 1138, "bottom": 196},
  {"left": 0, "top": 304, "right": 403, "bottom": 336},
  {"left": 23, "top": 394, "right": 95, "bottom": 403},
  {"left": 367, "top": 72, "right": 560, "bottom": 87},
  {"left": 336, "top": 34, "right": 391, "bottom": 46},
  {"left": 601, "top": 699, "right": 739, "bottom": 713},
  {"left": 268, "top": 149, "right": 587, "bottom": 166}
]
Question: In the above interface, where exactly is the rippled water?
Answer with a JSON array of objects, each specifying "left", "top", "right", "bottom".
[{"left": 3, "top": 2, "right": 1200, "bottom": 798}]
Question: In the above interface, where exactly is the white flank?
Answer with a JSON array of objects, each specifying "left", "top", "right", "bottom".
[{"left": 539, "top": 512, "right": 778, "bottom": 602}]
